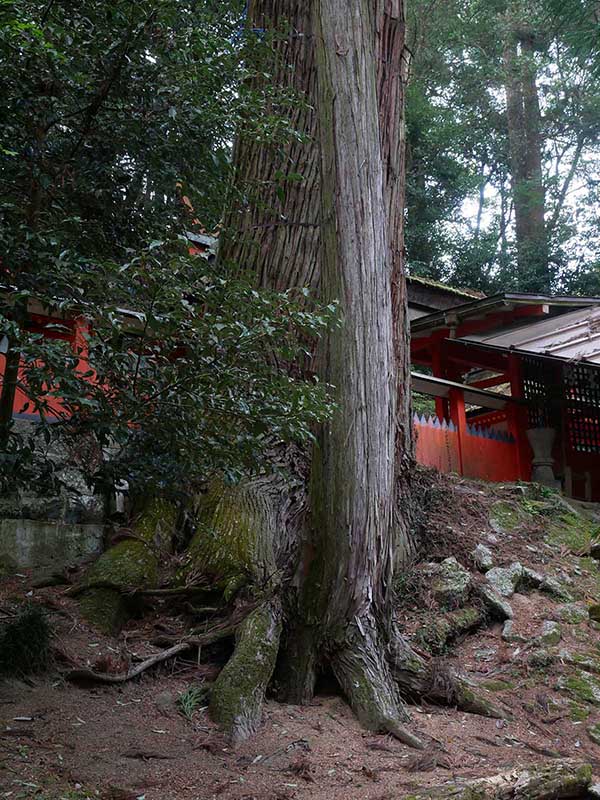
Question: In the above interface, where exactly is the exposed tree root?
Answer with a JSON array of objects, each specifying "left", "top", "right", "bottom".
[
  {"left": 389, "top": 629, "right": 504, "bottom": 719},
  {"left": 209, "top": 599, "right": 282, "bottom": 744},
  {"left": 64, "top": 621, "right": 239, "bottom": 684},
  {"left": 65, "top": 581, "right": 214, "bottom": 600},
  {"left": 399, "top": 759, "right": 592, "bottom": 799},
  {"left": 332, "top": 619, "right": 425, "bottom": 750},
  {"left": 66, "top": 641, "right": 193, "bottom": 684},
  {"left": 427, "top": 666, "right": 506, "bottom": 719}
]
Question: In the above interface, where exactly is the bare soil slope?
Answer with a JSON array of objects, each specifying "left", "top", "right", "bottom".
[{"left": 2, "top": 474, "right": 600, "bottom": 799}]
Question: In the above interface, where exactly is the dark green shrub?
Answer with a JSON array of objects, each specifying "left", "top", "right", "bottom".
[{"left": 0, "top": 604, "right": 50, "bottom": 676}]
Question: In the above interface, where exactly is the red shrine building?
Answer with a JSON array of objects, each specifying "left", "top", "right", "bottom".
[
  {"left": 409, "top": 289, "right": 600, "bottom": 502},
  {"left": 2, "top": 269, "right": 600, "bottom": 503}
]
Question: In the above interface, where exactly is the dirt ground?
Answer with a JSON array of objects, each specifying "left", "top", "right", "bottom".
[{"left": 2, "top": 475, "right": 600, "bottom": 800}]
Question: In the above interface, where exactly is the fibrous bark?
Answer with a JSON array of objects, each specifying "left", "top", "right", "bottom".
[
  {"left": 275, "top": 1, "right": 415, "bottom": 744},
  {"left": 221, "top": 0, "right": 320, "bottom": 293},
  {"left": 208, "top": 0, "right": 494, "bottom": 745}
]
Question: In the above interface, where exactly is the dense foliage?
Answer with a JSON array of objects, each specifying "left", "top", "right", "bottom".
[
  {"left": 405, "top": 0, "right": 600, "bottom": 294},
  {"left": 0, "top": 1, "right": 335, "bottom": 495}
]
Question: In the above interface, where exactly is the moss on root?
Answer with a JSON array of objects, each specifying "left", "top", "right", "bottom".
[
  {"left": 79, "top": 587, "right": 130, "bottom": 635},
  {"left": 135, "top": 498, "right": 178, "bottom": 549},
  {"left": 86, "top": 539, "right": 159, "bottom": 588},
  {"left": 184, "top": 480, "right": 274, "bottom": 594},
  {"left": 416, "top": 607, "right": 482, "bottom": 655},
  {"left": 398, "top": 761, "right": 592, "bottom": 799},
  {"left": 210, "top": 601, "right": 281, "bottom": 743},
  {"left": 79, "top": 539, "right": 159, "bottom": 634}
]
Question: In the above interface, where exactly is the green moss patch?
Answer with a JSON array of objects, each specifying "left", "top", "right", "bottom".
[
  {"left": 489, "top": 501, "right": 524, "bottom": 533},
  {"left": 558, "top": 669, "right": 600, "bottom": 706},
  {"left": 79, "top": 539, "right": 159, "bottom": 633},
  {"left": 547, "top": 513, "right": 596, "bottom": 554},
  {"left": 417, "top": 607, "right": 482, "bottom": 654},
  {"left": 84, "top": 539, "right": 158, "bottom": 589},
  {"left": 184, "top": 480, "right": 274, "bottom": 592},
  {"left": 210, "top": 602, "right": 281, "bottom": 741},
  {"left": 538, "top": 621, "right": 562, "bottom": 646},
  {"left": 556, "top": 603, "right": 588, "bottom": 624},
  {"left": 559, "top": 649, "right": 600, "bottom": 675},
  {"left": 135, "top": 498, "right": 177, "bottom": 548},
  {"left": 570, "top": 703, "right": 591, "bottom": 722},
  {"left": 588, "top": 722, "right": 600, "bottom": 745},
  {"left": 480, "top": 679, "right": 514, "bottom": 692},
  {"left": 79, "top": 587, "right": 129, "bottom": 635}
]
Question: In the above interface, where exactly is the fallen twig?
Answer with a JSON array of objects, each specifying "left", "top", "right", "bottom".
[{"left": 65, "top": 641, "right": 193, "bottom": 684}]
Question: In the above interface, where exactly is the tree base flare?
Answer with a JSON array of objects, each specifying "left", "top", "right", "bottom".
[
  {"left": 332, "top": 619, "right": 424, "bottom": 749},
  {"left": 209, "top": 599, "right": 282, "bottom": 744}
]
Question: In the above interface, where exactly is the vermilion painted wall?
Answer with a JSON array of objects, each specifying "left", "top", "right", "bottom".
[
  {"left": 0, "top": 314, "right": 90, "bottom": 420},
  {"left": 414, "top": 416, "right": 520, "bottom": 483}
]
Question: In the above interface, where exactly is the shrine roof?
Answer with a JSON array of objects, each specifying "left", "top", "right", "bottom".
[
  {"left": 411, "top": 292, "right": 600, "bottom": 337},
  {"left": 461, "top": 304, "right": 600, "bottom": 366}
]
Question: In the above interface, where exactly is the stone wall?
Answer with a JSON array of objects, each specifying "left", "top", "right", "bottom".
[
  {"left": 1, "top": 421, "right": 107, "bottom": 576},
  {"left": 0, "top": 518, "right": 104, "bottom": 575}
]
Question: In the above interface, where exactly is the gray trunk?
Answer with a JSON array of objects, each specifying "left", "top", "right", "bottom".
[
  {"left": 211, "top": 0, "right": 448, "bottom": 748},
  {"left": 220, "top": 0, "right": 320, "bottom": 293},
  {"left": 503, "top": 14, "right": 549, "bottom": 292}
]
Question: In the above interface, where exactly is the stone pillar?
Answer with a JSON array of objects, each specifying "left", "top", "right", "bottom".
[{"left": 526, "top": 427, "right": 560, "bottom": 489}]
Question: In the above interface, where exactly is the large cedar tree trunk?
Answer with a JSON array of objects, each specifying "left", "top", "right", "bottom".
[
  {"left": 277, "top": 0, "right": 417, "bottom": 743},
  {"left": 211, "top": 0, "right": 498, "bottom": 746}
]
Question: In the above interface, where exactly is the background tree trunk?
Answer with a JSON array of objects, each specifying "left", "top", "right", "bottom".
[{"left": 503, "top": 15, "right": 549, "bottom": 292}]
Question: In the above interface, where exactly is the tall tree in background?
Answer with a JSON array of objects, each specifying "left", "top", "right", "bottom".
[
  {"left": 503, "top": 4, "right": 550, "bottom": 291},
  {"left": 404, "top": 0, "right": 600, "bottom": 295}
]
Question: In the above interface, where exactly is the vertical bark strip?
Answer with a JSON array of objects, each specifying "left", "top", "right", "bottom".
[
  {"left": 376, "top": 1, "right": 414, "bottom": 568},
  {"left": 310, "top": 0, "right": 396, "bottom": 627},
  {"left": 286, "top": 1, "right": 419, "bottom": 743},
  {"left": 221, "top": 1, "right": 321, "bottom": 292}
]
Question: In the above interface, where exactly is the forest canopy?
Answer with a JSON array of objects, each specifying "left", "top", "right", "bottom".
[
  {"left": 405, "top": 0, "right": 600, "bottom": 294},
  {"left": 1, "top": 0, "right": 599, "bottom": 488}
]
